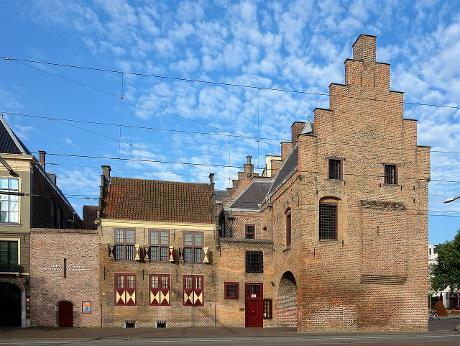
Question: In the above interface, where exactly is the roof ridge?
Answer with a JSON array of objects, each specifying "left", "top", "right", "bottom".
[
  {"left": 111, "top": 176, "right": 212, "bottom": 186},
  {"left": 0, "top": 114, "right": 30, "bottom": 154}
]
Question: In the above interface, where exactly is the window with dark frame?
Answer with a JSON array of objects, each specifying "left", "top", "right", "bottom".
[
  {"left": 319, "top": 203, "right": 337, "bottom": 240},
  {"left": 384, "top": 164, "right": 397, "bottom": 185},
  {"left": 183, "top": 275, "right": 204, "bottom": 306},
  {"left": 285, "top": 208, "right": 291, "bottom": 247},
  {"left": 224, "top": 282, "right": 239, "bottom": 299},
  {"left": 263, "top": 299, "right": 273, "bottom": 319},
  {"left": 183, "top": 232, "right": 203, "bottom": 263},
  {"left": 0, "top": 240, "right": 19, "bottom": 272},
  {"left": 245, "top": 251, "right": 263, "bottom": 273},
  {"left": 114, "top": 229, "right": 135, "bottom": 260},
  {"left": 245, "top": 224, "right": 255, "bottom": 239},
  {"left": 149, "top": 274, "right": 170, "bottom": 306},
  {"left": 114, "top": 273, "right": 136, "bottom": 306},
  {"left": 328, "top": 159, "right": 342, "bottom": 180},
  {"left": 149, "top": 230, "right": 170, "bottom": 262}
]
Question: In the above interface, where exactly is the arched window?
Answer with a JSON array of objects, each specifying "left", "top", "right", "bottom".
[
  {"left": 319, "top": 198, "right": 338, "bottom": 240},
  {"left": 285, "top": 208, "right": 291, "bottom": 246}
]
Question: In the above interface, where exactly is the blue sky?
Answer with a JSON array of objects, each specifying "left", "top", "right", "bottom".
[{"left": 1, "top": 0, "right": 460, "bottom": 244}]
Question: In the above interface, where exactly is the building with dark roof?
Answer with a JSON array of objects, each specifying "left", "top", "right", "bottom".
[
  {"left": 98, "top": 166, "right": 217, "bottom": 327},
  {"left": 73, "top": 34, "right": 429, "bottom": 333},
  {"left": 0, "top": 115, "right": 82, "bottom": 327}
]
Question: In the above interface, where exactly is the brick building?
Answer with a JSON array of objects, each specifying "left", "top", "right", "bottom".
[
  {"left": 218, "top": 34, "right": 430, "bottom": 332},
  {"left": 0, "top": 115, "right": 81, "bottom": 327},
  {"left": 23, "top": 34, "right": 429, "bottom": 332},
  {"left": 98, "top": 166, "right": 217, "bottom": 327},
  {"left": 30, "top": 229, "right": 100, "bottom": 327}
]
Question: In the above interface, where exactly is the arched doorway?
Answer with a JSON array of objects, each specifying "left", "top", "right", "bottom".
[
  {"left": 278, "top": 271, "right": 297, "bottom": 327},
  {"left": 0, "top": 282, "right": 21, "bottom": 327},
  {"left": 58, "top": 301, "right": 73, "bottom": 327}
]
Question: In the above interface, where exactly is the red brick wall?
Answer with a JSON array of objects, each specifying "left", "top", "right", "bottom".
[{"left": 30, "top": 229, "right": 100, "bottom": 327}]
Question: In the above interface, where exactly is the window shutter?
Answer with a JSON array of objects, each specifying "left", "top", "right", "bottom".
[
  {"left": 183, "top": 276, "right": 193, "bottom": 306},
  {"left": 134, "top": 244, "right": 141, "bottom": 261},
  {"left": 168, "top": 246, "right": 175, "bottom": 262},
  {"left": 203, "top": 247, "right": 210, "bottom": 263},
  {"left": 193, "top": 276, "right": 204, "bottom": 306},
  {"left": 179, "top": 247, "right": 184, "bottom": 261},
  {"left": 144, "top": 247, "right": 151, "bottom": 261},
  {"left": 108, "top": 244, "right": 115, "bottom": 259}
]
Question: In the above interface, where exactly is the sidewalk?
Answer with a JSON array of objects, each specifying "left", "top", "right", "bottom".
[
  {"left": 0, "top": 320, "right": 458, "bottom": 340},
  {"left": 0, "top": 327, "right": 298, "bottom": 340}
]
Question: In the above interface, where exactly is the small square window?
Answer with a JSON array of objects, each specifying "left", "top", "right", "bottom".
[
  {"left": 384, "top": 164, "right": 397, "bottom": 185},
  {"left": 328, "top": 159, "right": 342, "bottom": 180},
  {"left": 245, "top": 225, "right": 255, "bottom": 239},
  {"left": 224, "top": 282, "right": 239, "bottom": 299}
]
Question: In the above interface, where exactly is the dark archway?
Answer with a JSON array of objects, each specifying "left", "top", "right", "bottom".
[
  {"left": 0, "top": 282, "right": 21, "bottom": 327},
  {"left": 58, "top": 301, "right": 73, "bottom": 327},
  {"left": 278, "top": 271, "right": 297, "bottom": 327}
]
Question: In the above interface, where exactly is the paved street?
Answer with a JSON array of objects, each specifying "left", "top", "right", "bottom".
[
  {"left": 0, "top": 320, "right": 459, "bottom": 346},
  {"left": 0, "top": 333, "right": 459, "bottom": 346}
]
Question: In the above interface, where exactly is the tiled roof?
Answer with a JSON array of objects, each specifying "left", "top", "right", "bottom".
[
  {"left": 0, "top": 116, "right": 30, "bottom": 154},
  {"left": 102, "top": 177, "right": 214, "bottom": 224},
  {"left": 230, "top": 180, "right": 273, "bottom": 210},
  {"left": 266, "top": 146, "right": 298, "bottom": 198}
]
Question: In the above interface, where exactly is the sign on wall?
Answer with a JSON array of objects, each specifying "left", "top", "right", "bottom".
[{"left": 82, "top": 301, "right": 92, "bottom": 314}]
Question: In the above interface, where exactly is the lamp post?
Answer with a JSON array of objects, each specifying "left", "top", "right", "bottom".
[{"left": 444, "top": 195, "right": 460, "bottom": 204}]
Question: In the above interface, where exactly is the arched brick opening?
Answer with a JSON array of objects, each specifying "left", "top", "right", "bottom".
[{"left": 278, "top": 271, "right": 297, "bottom": 327}]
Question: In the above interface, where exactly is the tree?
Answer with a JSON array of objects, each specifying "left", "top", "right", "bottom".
[{"left": 431, "top": 229, "right": 460, "bottom": 293}]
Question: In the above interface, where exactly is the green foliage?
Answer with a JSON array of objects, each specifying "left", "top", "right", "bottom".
[{"left": 431, "top": 229, "right": 460, "bottom": 292}]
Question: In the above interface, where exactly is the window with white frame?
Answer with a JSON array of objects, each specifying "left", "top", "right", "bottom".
[{"left": 0, "top": 178, "right": 19, "bottom": 223}]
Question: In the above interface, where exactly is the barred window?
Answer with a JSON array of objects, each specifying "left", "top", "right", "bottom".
[
  {"left": 224, "top": 282, "right": 239, "bottom": 299},
  {"left": 183, "top": 232, "right": 203, "bottom": 263},
  {"left": 114, "top": 229, "right": 135, "bottom": 260},
  {"left": 263, "top": 299, "right": 273, "bottom": 319},
  {"left": 319, "top": 203, "right": 337, "bottom": 240},
  {"left": 328, "top": 159, "right": 342, "bottom": 180},
  {"left": 384, "top": 164, "right": 397, "bottom": 185},
  {"left": 245, "top": 224, "right": 255, "bottom": 239},
  {"left": 246, "top": 251, "right": 263, "bottom": 273},
  {"left": 149, "top": 230, "right": 170, "bottom": 262}
]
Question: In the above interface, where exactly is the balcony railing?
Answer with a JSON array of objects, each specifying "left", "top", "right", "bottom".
[{"left": 0, "top": 263, "right": 21, "bottom": 273}]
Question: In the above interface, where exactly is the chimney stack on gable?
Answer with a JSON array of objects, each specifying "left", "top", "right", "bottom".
[
  {"left": 39, "top": 150, "right": 46, "bottom": 171},
  {"left": 352, "top": 34, "right": 376, "bottom": 63},
  {"left": 101, "top": 165, "right": 111, "bottom": 182},
  {"left": 291, "top": 121, "right": 306, "bottom": 143},
  {"left": 209, "top": 172, "right": 215, "bottom": 186},
  {"left": 244, "top": 155, "right": 254, "bottom": 176}
]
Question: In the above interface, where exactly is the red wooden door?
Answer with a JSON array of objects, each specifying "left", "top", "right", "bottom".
[
  {"left": 245, "top": 283, "right": 263, "bottom": 327},
  {"left": 58, "top": 301, "right": 73, "bottom": 327}
]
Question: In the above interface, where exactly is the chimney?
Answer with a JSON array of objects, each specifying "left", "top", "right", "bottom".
[
  {"left": 209, "top": 173, "right": 215, "bottom": 186},
  {"left": 244, "top": 155, "right": 254, "bottom": 176},
  {"left": 352, "top": 34, "right": 376, "bottom": 62},
  {"left": 39, "top": 150, "right": 46, "bottom": 171},
  {"left": 47, "top": 173, "right": 57, "bottom": 185},
  {"left": 101, "top": 165, "right": 111, "bottom": 181},
  {"left": 291, "top": 122, "right": 306, "bottom": 143}
]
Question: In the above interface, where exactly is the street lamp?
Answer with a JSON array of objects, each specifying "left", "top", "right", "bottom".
[{"left": 444, "top": 195, "right": 460, "bottom": 204}]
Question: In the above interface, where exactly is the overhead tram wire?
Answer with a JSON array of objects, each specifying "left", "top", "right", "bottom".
[
  {"left": 4, "top": 60, "right": 460, "bottom": 153},
  {"left": 3, "top": 56, "right": 460, "bottom": 111},
  {"left": 8, "top": 59, "right": 228, "bottom": 135},
  {"left": 4, "top": 110, "right": 460, "bottom": 155}
]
